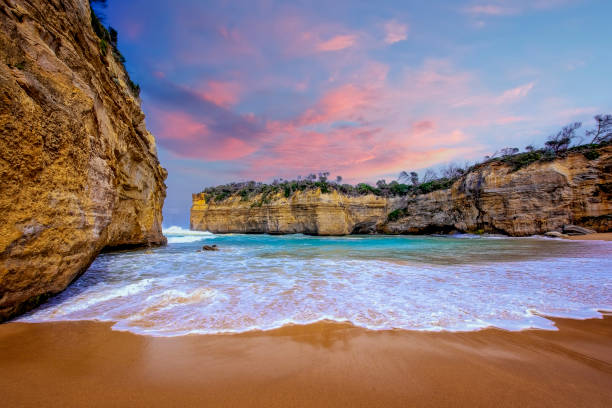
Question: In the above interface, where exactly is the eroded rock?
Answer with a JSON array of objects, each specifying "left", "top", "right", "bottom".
[
  {"left": 562, "top": 225, "right": 596, "bottom": 235},
  {"left": 0, "top": 0, "right": 167, "bottom": 321}
]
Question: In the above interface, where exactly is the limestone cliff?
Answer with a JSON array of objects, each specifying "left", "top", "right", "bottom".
[
  {"left": 0, "top": 0, "right": 167, "bottom": 321},
  {"left": 192, "top": 189, "right": 395, "bottom": 235},
  {"left": 191, "top": 146, "right": 611, "bottom": 236}
]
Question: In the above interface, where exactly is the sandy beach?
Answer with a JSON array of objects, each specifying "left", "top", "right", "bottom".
[
  {"left": 567, "top": 232, "right": 612, "bottom": 241},
  {"left": 1, "top": 315, "right": 611, "bottom": 407}
]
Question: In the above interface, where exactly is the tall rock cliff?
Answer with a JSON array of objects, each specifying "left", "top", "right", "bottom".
[
  {"left": 191, "top": 189, "right": 394, "bottom": 235},
  {"left": 191, "top": 147, "right": 611, "bottom": 236},
  {"left": 0, "top": 0, "right": 167, "bottom": 321}
]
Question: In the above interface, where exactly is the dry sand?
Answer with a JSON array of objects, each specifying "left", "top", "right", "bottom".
[{"left": 1, "top": 315, "right": 612, "bottom": 407}]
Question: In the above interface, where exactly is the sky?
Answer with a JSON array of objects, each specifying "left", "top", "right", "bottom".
[{"left": 97, "top": 0, "right": 612, "bottom": 226}]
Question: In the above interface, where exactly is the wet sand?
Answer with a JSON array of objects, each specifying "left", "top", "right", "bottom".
[
  {"left": 1, "top": 316, "right": 612, "bottom": 407},
  {"left": 567, "top": 232, "right": 612, "bottom": 241}
]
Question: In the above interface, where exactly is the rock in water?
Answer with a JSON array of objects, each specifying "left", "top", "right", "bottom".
[
  {"left": 202, "top": 245, "right": 219, "bottom": 251},
  {"left": 563, "top": 225, "right": 596, "bottom": 236},
  {"left": 0, "top": 0, "right": 167, "bottom": 321}
]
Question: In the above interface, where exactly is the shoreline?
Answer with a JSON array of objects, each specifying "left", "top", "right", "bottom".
[
  {"left": 2, "top": 316, "right": 612, "bottom": 407},
  {"left": 171, "top": 229, "right": 612, "bottom": 241},
  {"left": 14, "top": 309, "right": 612, "bottom": 337}
]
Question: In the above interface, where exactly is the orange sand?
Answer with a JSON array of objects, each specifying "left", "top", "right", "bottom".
[
  {"left": 1, "top": 315, "right": 612, "bottom": 407},
  {"left": 567, "top": 232, "right": 612, "bottom": 241}
]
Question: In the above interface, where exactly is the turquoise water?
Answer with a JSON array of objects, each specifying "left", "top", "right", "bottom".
[{"left": 20, "top": 227, "right": 612, "bottom": 336}]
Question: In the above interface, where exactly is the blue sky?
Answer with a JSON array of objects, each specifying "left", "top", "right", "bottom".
[{"left": 96, "top": 0, "right": 612, "bottom": 226}]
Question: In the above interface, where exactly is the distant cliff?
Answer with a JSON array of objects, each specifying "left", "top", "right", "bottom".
[
  {"left": 0, "top": 0, "right": 166, "bottom": 320},
  {"left": 191, "top": 146, "right": 611, "bottom": 236}
]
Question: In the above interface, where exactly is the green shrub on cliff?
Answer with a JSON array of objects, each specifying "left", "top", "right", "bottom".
[
  {"left": 89, "top": 0, "right": 140, "bottom": 97},
  {"left": 387, "top": 209, "right": 407, "bottom": 222},
  {"left": 417, "top": 178, "right": 453, "bottom": 194},
  {"left": 199, "top": 121, "right": 610, "bottom": 204},
  {"left": 99, "top": 39, "right": 108, "bottom": 56},
  {"left": 583, "top": 149, "right": 600, "bottom": 160}
]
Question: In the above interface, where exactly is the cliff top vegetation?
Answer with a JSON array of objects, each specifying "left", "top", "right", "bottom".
[
  {"left": 199, "top": 115, "right": 611, "bottom": 203},
  {"left": 89, "top": 0, "right": 140, "bottom": 97}
]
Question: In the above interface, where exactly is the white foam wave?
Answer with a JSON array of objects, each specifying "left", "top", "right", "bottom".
[
  {"left": 163, "top": 226, "right": 214, "bottom": 243},
  {"left": 18, "top": 235, "right": 612, "bottom": 337},
  {"left": 163, "top": 226, "right": 213, "bottom": 235}
]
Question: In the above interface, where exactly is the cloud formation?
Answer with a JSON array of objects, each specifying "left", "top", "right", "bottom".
[
  {"left": 102, "top": 0, "right": 607, "bottom": 188},
  {"left": 384, "top": 20, "right": 408, "bottom": 44},
  {"left": 316, "top": 34, "right": 358, "bottom": 51}
]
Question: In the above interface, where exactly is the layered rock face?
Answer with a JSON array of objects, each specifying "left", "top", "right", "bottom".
[
  {"left": 191, "top": 147, "right": 611, "bottom": 236},
  {"left": 385, "top": 146, "right": 611, "bottom": 235},
  {"left": 191, "top": 190, "right": 395, "bottom": 235},
  {"left": 0, "top": 0, "right": 167, "bottom": 320}
]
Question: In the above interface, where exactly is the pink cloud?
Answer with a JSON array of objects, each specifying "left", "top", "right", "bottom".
[
  {"left": 197, "top": 80, "right": 242, "bottom": 108},
  {"left": 464, "top": 1, "right": 576, "bottom": 17},
  {"left": 496, "top": 116, "right": 528, "bottom": 124},
  {"left": 412, "top": 120, "right": 436, "bottom": 135},
  {"left": 384, "top": 20, "right": 408, "bottom": 44},
  {"left": 315, "top": 34, "right": 357, "bottom": 52},
  {"left": 150, "top": 109, "right": 256, "bottom": 160},
  {"left": 497, "top": 82, "right": 535, "bottom": 103},
  {"left": 464, "top": 5, "right": 516, "bottom": 16},
  {"left": 298, "top": 84, "right": 375, "bottom": 125}
]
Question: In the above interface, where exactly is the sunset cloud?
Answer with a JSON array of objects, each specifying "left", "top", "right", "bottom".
[
  {"left": 464, "top": 4, "right": 516, "bottom": 16},
  {"left": 497, "top": 82, "right": 535, "bottom": 103},
  {"left": 315, "top": 34, "right": 358, "bottom": 52},
  {"left": 99, "top": 0, "right": 606, "bottom": 203},
  {"left": 384, "top": 20, "right": 408, "bottom": 44},
  {"left": 197, "top": 80, "right": 242, "bottom": 108},
  {"left": 463, "top": 0, "right": 577, "bottom": 16}
]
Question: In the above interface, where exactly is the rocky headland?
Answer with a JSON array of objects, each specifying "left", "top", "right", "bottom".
[
  {"left": 0, "top": 0, "right": 166, "bottom": 320},
  {"left": 191, "top": 145, "right": 611, "bottom": 236}
]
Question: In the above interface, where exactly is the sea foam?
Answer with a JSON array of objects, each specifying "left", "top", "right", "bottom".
[
  {"left": 163, "top": 226, "right": 214, "bottom": 243},
  {"left": 19, "top": 234, "right": 612, "bottom": 336}
]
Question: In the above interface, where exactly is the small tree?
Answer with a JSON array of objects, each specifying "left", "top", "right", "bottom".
[
  {"left": 398, "top": 171, "right": 419, "bottom": 186},
  {"left": 109, "top": 26, "right": 118, "bottom": 47},
  {"left": 376, "top": 179, "right": 387, "bottom": 189},
  {"left": 545, "top": 122, "right": 581, "bottom": 154},
  {"left": 422, "top": 169, "right": 437, "bottom": 183},
  {"left": 410, "top": 171, "right": 419, "bottom": 186},
  {"left": 441, "top": 163, "right": 465, "bottom": 179},
  {"left": 586, "top": 114, "right": 612, "bottom": 144},
  {"left": 525, "top": 145, "right": 534, "bottom": 152},
  {"left": 335, "top": 175, "right": 343, "bottom": 184},
  {"left": 500, "top": 147, "right": 519, "bottom": 157}
]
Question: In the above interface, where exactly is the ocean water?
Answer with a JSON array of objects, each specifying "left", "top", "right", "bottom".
[{"left": 19, "top": 227, "right": 612, "bottom": 336}]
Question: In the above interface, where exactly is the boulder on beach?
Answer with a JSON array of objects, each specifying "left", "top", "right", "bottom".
[{"left": 544, "top": 231, "right": 568, "bottom": 238}]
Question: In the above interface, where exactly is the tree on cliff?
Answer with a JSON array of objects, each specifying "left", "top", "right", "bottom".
[
  {"left": 586, "top": 114, "right": 612, "bottom": 144},
  {"left": 398, "top": 171, "right": 419, "bottom": 186},
  {"left": 545, "top": 122, "right": 581, "bottom": 154}
]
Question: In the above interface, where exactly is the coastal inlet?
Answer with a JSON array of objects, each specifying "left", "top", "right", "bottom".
[{"left": 18, "top": 227, "right": 612, "bottom": 336}]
